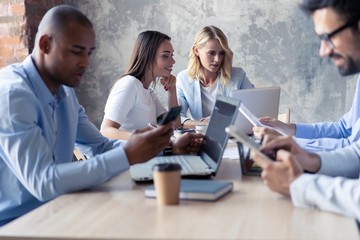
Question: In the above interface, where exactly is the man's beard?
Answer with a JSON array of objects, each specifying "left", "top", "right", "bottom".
[
  {"left": 337, "top": 32, "right": 360, "bottom": 76},
  {"left": 330, "top": 52, "right": 360, "bottom": 76},
  {"left": 338, "top": 57, "right": 360, "bottom": 76}
]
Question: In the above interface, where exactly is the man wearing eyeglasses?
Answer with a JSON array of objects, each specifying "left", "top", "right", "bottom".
[
  {"left": 253, "top": 1, "right": 360, "bottom": 153},
  {"left": 251, "top": 0, "right": 360, "bottom": 223}
]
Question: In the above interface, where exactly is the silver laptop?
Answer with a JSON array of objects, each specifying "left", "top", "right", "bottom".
[
  {"left": 130, "top": 95, "right": 240, "bottom": 182},
  {"left": 230, "top": 86, "right": 280, "bottom": 135}
]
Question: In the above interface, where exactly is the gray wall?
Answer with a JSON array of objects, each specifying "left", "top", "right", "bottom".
[{"left": 66, "top": 0, "right": 358, "bottom": 128}]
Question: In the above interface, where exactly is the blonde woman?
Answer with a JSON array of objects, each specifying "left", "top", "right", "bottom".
[{"left": 176, "top": 26, "right": 254, "bottom": 128}]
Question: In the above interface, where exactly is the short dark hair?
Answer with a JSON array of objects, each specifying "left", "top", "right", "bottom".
[
  {"left": 44, "top": 5, "right": 93, "bottom": 29},
  {"left": 36, "top": 5, "right": 93, "bottom": 43},
  {"left": 300, "top": 0, "right": 360, "bottom": 22}
]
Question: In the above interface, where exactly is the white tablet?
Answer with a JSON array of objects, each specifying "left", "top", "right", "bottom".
[
  {"left": 225, "top": 125, "right": 274, "bottom": 161},
  {"left": 238, "top": 102, "right": 286, "bottom": 136}
]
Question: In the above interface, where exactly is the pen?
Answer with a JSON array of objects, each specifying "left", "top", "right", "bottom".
[{"left": 147, "top": 122, "right": 157, "bottom": 129}]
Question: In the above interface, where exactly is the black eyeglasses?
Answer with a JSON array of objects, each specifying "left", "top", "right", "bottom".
[{"left": 318, "top": 17, "right": 360, "bottom": 48}]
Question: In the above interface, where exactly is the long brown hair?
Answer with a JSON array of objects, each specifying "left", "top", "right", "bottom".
[{"left": 125, "top": 30, "right": 171, "bottom": 83}]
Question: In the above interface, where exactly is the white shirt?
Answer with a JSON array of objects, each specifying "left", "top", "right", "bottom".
[
  {"left": 200, "top": 79, "right": 220, "bottom": 117},
  {"left": 104, "top": 75, "right": 167, "bottom": 131},
  {"left": 290, "top": 141, "right": 360, "bottom": 221}
]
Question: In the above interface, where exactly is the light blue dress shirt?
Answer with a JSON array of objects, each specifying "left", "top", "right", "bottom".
[
  {"left": 0, "top": 56, "right": 129, "bottom": 226},
  {"left": 176, "top": 67, "right": 254, "bottom": 124},
  {"left": 296, "top": 75, "right": 360, "bottom": 152}
]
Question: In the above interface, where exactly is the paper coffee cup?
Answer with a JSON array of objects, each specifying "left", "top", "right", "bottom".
[{"left": 153, "top": 163, "right": 182, "bottom": 205}]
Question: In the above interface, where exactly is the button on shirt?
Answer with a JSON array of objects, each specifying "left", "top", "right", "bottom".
[{"left": 0, "top": 55, "right": 129, "bottom": 225}]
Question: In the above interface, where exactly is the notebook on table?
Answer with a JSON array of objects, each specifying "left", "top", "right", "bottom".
[
  {"left": 145, "top": 179, "right": 233, "bottom": 201},
  {"left": 230, "top": 86, "right": 280, "bottom": 135},
  {"left": 130, "top": 95, "right": 241, "bottom": 182}
]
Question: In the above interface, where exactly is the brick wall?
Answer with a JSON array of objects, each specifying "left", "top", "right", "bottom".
[
  {"left": 0, "top": 0, "right": 27, "bottom": 68},
  {"left": 0, "top": 0, "right": 64, "bottom": 68}
]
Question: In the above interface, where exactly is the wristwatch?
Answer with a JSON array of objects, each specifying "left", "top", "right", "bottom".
[{"left": 163, "top": 141, "right": 173, "bottom": 156}]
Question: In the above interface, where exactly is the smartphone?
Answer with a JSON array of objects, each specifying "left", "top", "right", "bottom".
[
  {"left": 159, "top": 106, "right": 182, "bottom": 125},
  {"left": 225, "top": 125, "right": 275, "bottom": 161}
]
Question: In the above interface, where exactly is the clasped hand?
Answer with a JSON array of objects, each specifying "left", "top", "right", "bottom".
[
  {"left": 160, "top": 75, "right": 176, "bottom": 92},
  {"left": 251, "top": 134, "right": 310, "bottom": 196}
]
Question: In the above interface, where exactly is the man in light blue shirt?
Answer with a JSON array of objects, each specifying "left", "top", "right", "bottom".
[
  {"left": 295, "top": 74, "right": 360, "bottom": 151},
  {"left": 252, "top": 0, "right": 360, "bottom": 223},
  {"left": 255, "top": 74, "right": 360, "bottom": 152},
  {"left": 0, "top": 5, "right": 199, "bottom": 226}
]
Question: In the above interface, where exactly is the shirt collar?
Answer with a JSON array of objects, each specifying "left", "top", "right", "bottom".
[{"left": 23, "top": 55, "right": 67, "bottom": 108}]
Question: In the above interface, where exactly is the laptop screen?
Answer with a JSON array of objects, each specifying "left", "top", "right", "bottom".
[
  {"left": 230, "top": 86, "right": 280, "bottom": 135},
  {"left": 200, "top": 95, "right": 240, "bottom": 171}
]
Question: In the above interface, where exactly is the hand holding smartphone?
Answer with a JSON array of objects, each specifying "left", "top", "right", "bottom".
[{"left": 159, "top": 106, "right": 182, "bottom": 125}]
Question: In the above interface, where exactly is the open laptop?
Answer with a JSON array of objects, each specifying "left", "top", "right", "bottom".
[
  {"left": 130, "top": 95, "right": 240, "bottom": 182},
  {"left": 230, "top": 86, "right": 280, "bottom": 135}
]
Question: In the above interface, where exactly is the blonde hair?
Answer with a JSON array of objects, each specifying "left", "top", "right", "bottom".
[{"left": 188, "top": 26, "right": 233, "bottom": 85}]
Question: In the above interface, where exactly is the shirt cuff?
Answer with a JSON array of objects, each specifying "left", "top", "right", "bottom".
[
  {"left": 316, "top": 151, "right": 336, "bottom": 175},
  {"left": 101, "top": 146, "right": 130, "bottom": 176},
  {"left": 290, "top": 174, "right": 319, "bottom": 210},
  {"left": 295, "top": 123, "right": 314, "bottom": 138}
]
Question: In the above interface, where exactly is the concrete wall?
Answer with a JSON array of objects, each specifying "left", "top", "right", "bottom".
[{"left": 66, "top": 0, "right": 358, "bottom": 128}]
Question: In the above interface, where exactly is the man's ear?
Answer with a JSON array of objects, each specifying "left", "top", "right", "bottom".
[{"left": 39, "top": 34, "right": 51, "bottom": 54}]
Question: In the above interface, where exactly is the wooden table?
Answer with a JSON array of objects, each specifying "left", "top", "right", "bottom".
[{"left": 0, "top": 158, "right": 358, "bottom": 240}]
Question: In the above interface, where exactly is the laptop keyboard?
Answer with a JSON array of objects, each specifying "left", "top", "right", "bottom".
[{"left": 156, "top": 155, "right": 195, "bottom": 173}]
